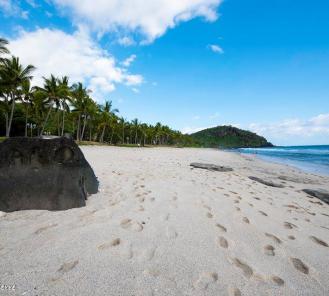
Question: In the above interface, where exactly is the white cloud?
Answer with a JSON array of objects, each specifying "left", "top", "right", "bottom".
[
  {"left": 181, "top": 126, "right": 212, "bottom": 134},
  {"left": 8, "top": 28, "right": 143, "bottom": 101},
  {"left": 309, "top": 114, "right": 329, "bottom": 126},
  {"left": 248, "top": 114, "right": 329, "bottom": 142},
  {"left": 0, "top": 0, "right": 28, "bottom": 18},
  {"left": 122, "top": 54, "right": 137, "bottom": 67},
  {"left": 193, "top": 115, "right": 201, "bottom": 120},
  {"left": 117, "top": 36, "right": 136, "bottom": 47},
  {"left": 51, "top": 0, "right": 223, "bottom": 43},
  {"left": 208, "top": 44, "right": 224, "bottom": 54}
]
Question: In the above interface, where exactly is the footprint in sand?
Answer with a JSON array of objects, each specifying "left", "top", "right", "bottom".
[
  {"left": 193, "top": 272, "right": 218, "bottom": 290},
  {"left": 235, "top": 207, "right": 241, "bottom": 212},
  {"left": 288, "top": 235, "right": 296, "bottom": 240},
  {"left": 228, "top": 287, "right": 242, "bottom": 296},
  {"left": 265, "top": 233, "right": 282, "bottom": 244},
  {"left": 290, "top": 258, "right": 309, "bottom": 274},
  {"left": 309, "top": 236, "right": 328, "bottom": 247},
  {"left": 98, "top": 238, "right": 121, "bottom": 250},
  {"left": 34, "top": 223, "right": 58, "bottom": 235},
  {"left": 271, "top": 275, "right": 285, "bottom": 286},
  {"left": 242, "top": 217, "right": 250, "bottom": 224},
  {"left": 284, "top": 222, "right": 298, "bottom": 229},
  {"left": 259, "top": 211, "right": 268, "bottom": 216},
  {"left": 57, "top": 260, "right": 79, "bottom": 273},
  {"left": 139, "top": 246, "right": 157, "bottom": 261},
  {"left": 143, "top": 268, "right": 160, "bottom": 277},
  {"left": 217, "top": 236, "right": 229, "bottom": 248},
  {"left": 166, "top": 226, "right": 178, "bottom": 239},
  {"left": 231, "top": 258, "right": 253, "bottom": 278},
  {"left": 120, "top": 219, "right": 143, "bottom": 232},
  {"left": 264, "top": 245, "right": 275, "bottom": 256},
  {"left": 203, "top": 205, "right": 212, "bottom": 211},
  {"left": 206, "top": 212, "right": 213, "bottom": 219},
  {"left": 216, "top": 223, "right": 227, "bottom": 232}
]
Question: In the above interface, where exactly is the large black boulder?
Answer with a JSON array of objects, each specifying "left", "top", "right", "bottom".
[{"left": 0, "top": 137, "right": 98, "bottom": 212}]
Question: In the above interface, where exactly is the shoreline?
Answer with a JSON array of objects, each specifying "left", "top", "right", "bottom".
[
  {"left": 231, "top": 150, "right": 329, "bottom": 178},
  {"left": 228, "top": 146, "right": 329, "bottom": 178},
  {"left": 1, "top": 146, "right": 328, "bottom": 295}
]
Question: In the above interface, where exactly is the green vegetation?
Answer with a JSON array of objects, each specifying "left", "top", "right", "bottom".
[
  {"left": 0, "top": 37, "right": 194, "bottom": 147},
  {"left": 190, "top": 125, "right": 273, "bottom": 148}
]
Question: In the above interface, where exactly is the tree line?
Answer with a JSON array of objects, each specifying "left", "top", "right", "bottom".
[{"left": 0, "top": 37, "right": 196, "bottom": 146}]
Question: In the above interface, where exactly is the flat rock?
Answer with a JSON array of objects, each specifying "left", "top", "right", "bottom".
[
  {"left": 302, "top": 189, "right": 329, "bottom": 205},
  {"left": 190, "top": 162, "right": 233, "bottom": 172},
  {"left": 249, "top": 176, "right": 284, "bottom": 188},
  {"left": 0, "top": 137, "right": 98, "bottom": 212}
]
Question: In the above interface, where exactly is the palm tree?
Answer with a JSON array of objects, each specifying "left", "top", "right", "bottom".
[
  {"left": 0, "top": 56, "right": 35, "bottom": 137},
  {"left": 57, "top": 76, "right": 71, "bottom": 136},
  {"left": 131, "top": 118, "right": 140, "bottom": 144},
  {"left": 98, "top": 100, "right": 118, "bottom": 143},
  {"left": 20, "top": 80, "right": 34, "bottom": 137},
  {"left": 34, "top": 75, "right": 64, "bottom": 136},
  {"left": 80, "top": 96, "right": 97, "bottom": 141},
  {"left": 71, "top": 82, "right": 93, "bottom": 141},
  {"left": 119, "top": 117, "right": 127, "bottom": 144},
  {"left": 140, "top": 123, "right": 149, "bottom": 146},
  {"left": 0, "top": 38, "right": 9, "bottom": 59}
]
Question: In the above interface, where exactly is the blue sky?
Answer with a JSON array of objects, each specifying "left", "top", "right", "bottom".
[{"left": 1, "top": 0, "right": 329, "bottom": 145}]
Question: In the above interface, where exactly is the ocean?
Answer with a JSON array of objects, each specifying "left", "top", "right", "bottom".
[{"left": 235, "top": 145, "right": 329, "bottom": 176}]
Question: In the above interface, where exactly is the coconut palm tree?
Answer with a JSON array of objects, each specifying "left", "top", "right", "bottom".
[
  {"left": 0, "top": 38, "right": 9, "bottom": 60},
  {"left": 70, "top": 82, "right": 89, "bottom": 141},
  {"left": 34, "top": 75, "right": 65, "bottom": 136},
  {"left": 57, "top": 76, "right": 71, "bottom": 136},
  {"left": 0, "top": 56, "right": 35, "bottom": 137},
  {"left": 119, "top": 117, "right": 127, "bottom": 144},
  {"left": 131, "top": 118, "right": 140, "bottom": 144},
  {"left": 20, "top": 80, "right": 34, "bottom": 137},
  {"left": 80, "top": 96, "right": 97, "bottom": 141},
  {"left": 98, "top": 100, "right": 118, "bottom": 143}
]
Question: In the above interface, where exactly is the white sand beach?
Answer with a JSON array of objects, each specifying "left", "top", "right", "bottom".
[{"left": 1, "top": 146, "right": 329, "bottom": 296}]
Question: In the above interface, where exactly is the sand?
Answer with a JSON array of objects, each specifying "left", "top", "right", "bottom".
[{"left": 1, "top": 146, "right": 329, "bottom": 296}]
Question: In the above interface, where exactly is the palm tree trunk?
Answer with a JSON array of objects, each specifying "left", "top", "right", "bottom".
[
  {"left": 4, "top": 113, "right": 8, "bottom": 137},
  {"left": 24, "top": 107, "right": 28, "bottom": 137},
  {"left": 122, "top": 125, "right": 125, "bottom": 144},
  {"left": 81, "top": 115, "right": 87, "bottom": 141},
  {"left": 57, "top": 112, "right": 61, "bottom": 136},
  {"left": 39, "top": 107, "right": 52, "bottom": 136},
  {"left": 76, "top": 114, "right": 81, "bottom": 141},
  {"left": 61, "top": 110, "right": 65, "bottom": 136},
  {"left": 110, "top": 128, "right": 114, "bottom": 144},
  {"left": 135, "top": 130, "right": 138, "bottom": 144},
  {"left": 7, "top": 94, "right": 16, "bottom": 137},
  {"left": 100, "top": 126, "right": 106, "bottom": 142}
]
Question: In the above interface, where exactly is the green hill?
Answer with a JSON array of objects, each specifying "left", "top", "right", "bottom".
[{"left": 190, "top": 125, "right": 273, "bottom": 148}]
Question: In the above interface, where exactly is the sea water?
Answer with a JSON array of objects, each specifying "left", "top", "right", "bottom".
[{"left": 236, "top": 145, "right": 329, "bottom": 176}]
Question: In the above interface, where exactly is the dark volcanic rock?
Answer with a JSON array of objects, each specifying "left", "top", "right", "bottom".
[
  {"left": 190, "top": 162, "right": 233, "bottom": 172},
  {"left": 0, "top": 137, "right": 98, "bottom": 212},
  {"left": 302, "top": 189, "right": 329, "bottom": 205},
  {"left": 249, "top": 176, "right": 284, "bottom": 188}
]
